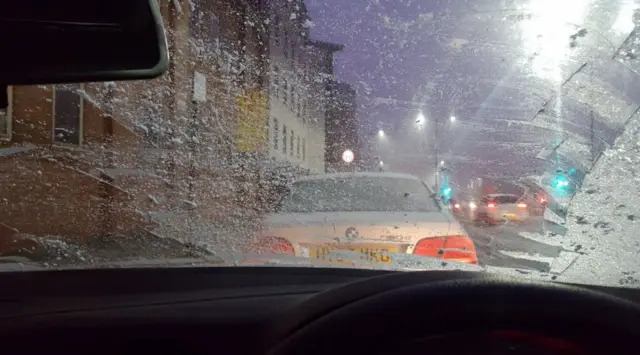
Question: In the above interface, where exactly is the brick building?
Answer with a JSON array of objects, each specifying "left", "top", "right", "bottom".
[{"left": 0, "top": 0, "right": 270, "bottom": 254}]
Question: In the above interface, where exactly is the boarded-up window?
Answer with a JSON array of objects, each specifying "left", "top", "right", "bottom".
[{"left": 54, "top": 85, "right": 82, "bottom": 145}]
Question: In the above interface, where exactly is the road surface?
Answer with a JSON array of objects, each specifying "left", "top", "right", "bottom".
[{"left": 459, "top": 216, "right": 579, "bottom": 273}]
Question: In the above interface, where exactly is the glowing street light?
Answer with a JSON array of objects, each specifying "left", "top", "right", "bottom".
[
  {"left": 416, "top": 112, "right": 426, "bottom": 126},
  {"left": 378, "top": 129, "right": 385, "bottom": 137},
  {"left": 379, "top": 160, "right": 384, "bottom": 166},
  {"left": 440, "top": 160, "right": 445, "bottom": 166},
  {"left": 342, "top": 149, "right": 354, "bottom": 163},
  {"left": 450, "top": 115, "right": 456, "bottom": 123}
]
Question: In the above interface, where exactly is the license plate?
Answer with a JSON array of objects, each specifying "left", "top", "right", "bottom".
[
  {"left": 503, "top": 213, "right": 518, "bottom": 219},
  {"left": 309, "top": 245, "right": 397, "bottom": 264}
]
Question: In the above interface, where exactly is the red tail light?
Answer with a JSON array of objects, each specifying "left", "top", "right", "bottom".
[
  {"left": 517, "top": 203, "right": 527, "bottom": 208},
  {"left": 487, "top": 203, "right": 496, "bottom": 208},
  {"left": 454, "top": 203, "right": 461, "bottom": 209},
  {"left": 251, "top": 236, "right": 295, "bottom": 255},
  {"left": 413, "top": 235, "right": 478, "bottom": 264}
]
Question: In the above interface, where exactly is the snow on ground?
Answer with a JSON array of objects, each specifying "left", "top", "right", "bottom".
[
  {"left": 517, "top": 231, "right": 566, "bottom": 248},
  {"left": 498, "top": 250, "right": 578, "bottom": 274},
  {"left": 551, "top": 110, "right": 640, "bottom": 287}
]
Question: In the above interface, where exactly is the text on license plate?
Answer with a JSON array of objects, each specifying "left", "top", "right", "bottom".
[{"left": 309, "top": 245, "right": 397, "bottom": 264}]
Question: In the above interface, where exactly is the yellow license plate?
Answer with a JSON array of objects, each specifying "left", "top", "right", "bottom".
[{"left": 309, "top": 245, "right": 397, "bottom": 264}]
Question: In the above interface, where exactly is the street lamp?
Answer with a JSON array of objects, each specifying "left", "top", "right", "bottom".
[
  {"left": 416, "top": 112, "right": 426, "bottom": 126},
  {"left": 378, "top": 129, "right": 385, "bottom": 137},
  {"left": 450, "top": 115, "right": 456, "bottom": 123},
  {"left": 342, "top": 149, "right": 354, "bottom": 164}
]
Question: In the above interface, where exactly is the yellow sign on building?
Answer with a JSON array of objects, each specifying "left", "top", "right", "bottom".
[{"left": 235, "top": 90, "right": 268, "bottom": 153}]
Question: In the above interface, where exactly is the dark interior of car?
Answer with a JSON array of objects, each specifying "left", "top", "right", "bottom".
[{"left": 0, "top": 267, "right": 639, "bottom": 354}]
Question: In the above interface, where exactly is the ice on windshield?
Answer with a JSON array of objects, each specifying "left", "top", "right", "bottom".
[{"left": 1, "top": 0, "right": 640, "bottom": 286}]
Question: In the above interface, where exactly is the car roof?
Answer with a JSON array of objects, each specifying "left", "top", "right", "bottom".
[
  {"left": 486, "top": 193, "right": 521, "bottom": 198},
  {"left": 295, "top": 172, "right": 423, "bottom": 182}
]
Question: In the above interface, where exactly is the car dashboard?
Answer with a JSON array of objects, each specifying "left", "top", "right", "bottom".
[{"left": 1, "top": 267, "right": 639, "bottom": 354}]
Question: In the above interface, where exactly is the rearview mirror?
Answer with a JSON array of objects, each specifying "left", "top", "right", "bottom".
[{"left": 0, "top": 0, "right": 169, "bottom": 85}]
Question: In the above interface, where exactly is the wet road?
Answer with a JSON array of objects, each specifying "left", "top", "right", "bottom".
[{"left": 458, "top": 216, "right": 579, "bottom": 273}]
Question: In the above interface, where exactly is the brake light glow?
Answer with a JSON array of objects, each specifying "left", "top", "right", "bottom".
[
  {"left": 539, "top": 197, "right": 546, "bottom": 203},
  {"left": 454, "top": 203, "right": 461, "bottom": 209},
  {"left": 252, "top": 236, "right": 295, "bottom": 255},
  {"left": 413, "top": 235, "right": 478, "bottom": 264},
  {"left": 487, "top": 203, "right": 496, "bottom": 208},
  {"left": 517, "top": 203, "right": 527, "bottom": 208}
]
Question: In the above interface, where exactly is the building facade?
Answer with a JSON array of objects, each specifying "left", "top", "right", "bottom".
[
  {"left": 264, "top": 0, "right": 343, "bottom": 174},
  {"left": 325, "top": 80, "right": 358, "bottom": 172},
  {"left": 0, "top": 0, "right": 270, "bottom": 251}
]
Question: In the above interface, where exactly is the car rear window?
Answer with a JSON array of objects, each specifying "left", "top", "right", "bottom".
[
  {"left": 278, "top": 176, "right": 440, "bottom": 213},
  {"left": 495, "top": 195, "right": 519, "bottom": 204}
]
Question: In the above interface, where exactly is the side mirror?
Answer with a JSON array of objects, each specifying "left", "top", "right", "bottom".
[{"left": 0, "top": 0, "right": 168, "bottom": 85}]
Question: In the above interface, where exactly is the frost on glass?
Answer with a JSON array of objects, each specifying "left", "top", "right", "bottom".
[{"left": 2, "top": 0, "right": 640, "bottom": 283}]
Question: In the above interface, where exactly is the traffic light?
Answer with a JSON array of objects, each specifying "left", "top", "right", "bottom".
[
  {"left": 553, "top": 175, "right": 569, "bottom": 189},
  {"left": 441, "top": 185, "right": 452, "bottom": 197}
]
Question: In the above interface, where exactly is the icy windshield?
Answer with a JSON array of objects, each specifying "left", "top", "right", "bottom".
[
  {"left": 1, "top": 0, "right": 640, "bottom": 287},
  {"left": 278, "top": 176, "right": 440, "bottom": 213}
]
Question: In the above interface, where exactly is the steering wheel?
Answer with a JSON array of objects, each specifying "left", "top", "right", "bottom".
[{"left": 268, "top": 272, "right": 640, "bottom": 355}]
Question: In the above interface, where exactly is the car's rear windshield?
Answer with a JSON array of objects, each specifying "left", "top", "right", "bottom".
[
  {"left": 278, "top": 176, "right": 440, "bottom": 213},
  {"left": 493, "top": 195, "right": 519, "bottom": 204}
]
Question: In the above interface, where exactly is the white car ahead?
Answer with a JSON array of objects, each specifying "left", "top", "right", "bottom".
[
  {"left": 474, "top": 193, "right": 530, "bottom": 224},
  {"left": 250, "top": 172, "right": 478, "bottom": 266}
]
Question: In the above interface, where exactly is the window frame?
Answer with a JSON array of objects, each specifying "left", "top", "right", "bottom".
[
  {"left": 52, "top": 84, "right": 84, "bottom": 146},
  {"left": 0, "top": 86, "right": 13, "bottom": 140}
]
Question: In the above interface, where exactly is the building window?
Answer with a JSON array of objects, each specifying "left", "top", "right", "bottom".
[
  {"left": 283, "top": 79, "right": 288, "bottom": 104},
  {"left": 292, "top": 90, "right": 297, "bottom": 112},
  {"left": 291, "top": 41, "right": 296, "bottom": 66},
  {"left": 274, "top": 15, "right": 281, "bottom": 46},
  {"left": 273, "top": 117, "right": 279, "bottom": 149},
  {"left": 302, "top": 138, "right": 306, "bottom": 160},
  {"left": 0, "top": 86, "right": 12, "bottom": 139},
  {"left": 289, "top": 85, "right": 294, "bottom": 109},
  {"left": 296, "top": 135, "right": 301, "bottom": 158},
  {"left": 297, "top": 94, "right": 302, "bottom": 117},
  {"left": 272, "top": 66, "right": 279, "bottom": 98},
  {"left": 290, "top": 129, "right": 294, "bottom": 156},
  {"left": 189, "top": 3, "right": 203, "bottom": 39},
  {"left": 210, "top": 14, "right": 220, "bottom": 41},
  {"left": 53, "top": 84, "right": 82, "bottom": 145},
  {"left": 283, "top": 29, "right": 289, "bottom": 58},
  {"left": 301, "top": 98, "right": 306, "bottom": 124},
  {"left": 282, "top": 124, "right": 287, "bottom": 154}
]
